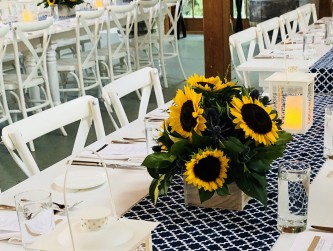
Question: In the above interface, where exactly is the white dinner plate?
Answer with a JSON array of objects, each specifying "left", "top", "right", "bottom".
[
  {"left": 57, "top": 220, "right": 133, "bottom": 249},
  {"left": 53, "top": 170, "right": 107, "bottom": 190}
]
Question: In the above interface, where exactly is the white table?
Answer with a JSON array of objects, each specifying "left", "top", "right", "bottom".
[
  {"left": 237, "top": 28, "right": 333, "bottom": 93},
  {"left": 0, "top": 118, "right": 154, "bottom": 250},
  {"left": 271, "top": 159, "right": 333, "bottom": 250}
]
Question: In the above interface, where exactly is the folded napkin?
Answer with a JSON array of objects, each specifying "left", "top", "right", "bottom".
[
  {"left": 0, "top": 211, "right": 20, "bottom": 242},
  {"left": 78, "top": 141, "right": 147, "bottom": 162},
  {"left": 0, "top": 211, "right": 66, "bottom": 244}
]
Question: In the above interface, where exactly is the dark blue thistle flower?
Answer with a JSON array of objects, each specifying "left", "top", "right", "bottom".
[{"left": 250, "top": 89, "right": 260, "bottom": 100}]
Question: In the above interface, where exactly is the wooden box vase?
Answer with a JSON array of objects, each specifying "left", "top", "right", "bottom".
[{"left": 184, "top": 182, "right": 250, "bottom": 211}]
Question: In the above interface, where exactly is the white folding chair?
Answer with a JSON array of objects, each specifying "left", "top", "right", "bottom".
[
  {"left": 131, "top": 0, "right": 160, "bottom": 71},
  {"left": 279, "top": 9, "right": 303, "bottom": 38},
  {"left": 102, "top": 67, "right": 165, "bottom": 128},
  {"left": 1, "top": 95, "right": 106, "bottom": 177},
  {"left": 0, "top": 25, "right": 12, "bottom": 125},
  {"left": 4, "top": 18, "right": 54, "bottom": 123},
  {"left": 297, "top": 3, "right": 318, "bottom": 31},
  {"left": 154, "top": 0, "right": 187, "bottom": 88},
  {"left": 229, "top": 27, "right": 259, "bottom": 88},
  {"left": 98, "top": 2, "right": 136, "bottom": 82},
  {"left": 257, "top": 17, "right": 283, "bottom": 51},
  {"left": 57, "top": 9, "right": 104, "bottom": 100}
]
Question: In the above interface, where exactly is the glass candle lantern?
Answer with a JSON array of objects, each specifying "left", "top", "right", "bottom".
[{"left": 266, "top": 69, "right": 315, "bottom": 134}]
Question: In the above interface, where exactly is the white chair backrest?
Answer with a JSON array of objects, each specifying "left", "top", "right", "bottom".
[
  {"left": 11, "top": 18, "right": 53, "bottom": 92},
  {"left": 297, "top": 3, "right": 318, "bottom": 30},
  {"left": 75, "top": 9, "right": 104, "bottom": 84},
  {"left": 102, "top": 67, "right": 165, "bottom": 127},
  {"left": 133, "top": 0, "right": 159, "bottom": 69},
  {"left": 229, "top": 27, "right": 258, "bottom": 87},
  {"left": 0, "top": 0, "right": 15, "bottom": 18},
  {"left": 257, "top": 17, "right": 282, "bottom": 51},
  {"left": 161, "top": 0, "right": 183, "bottom": 39},
  {"left": 279, "top": 9, "right": 302, "bottom": 38},
  {"left": 1, "top": 95, "right": 106, "bottom": 177},
  {"left": 106, "top": 2, "right": 136, "bottom": 80},
  {"left": 0, "top": 25, "right": 12, "bottom": 125}
]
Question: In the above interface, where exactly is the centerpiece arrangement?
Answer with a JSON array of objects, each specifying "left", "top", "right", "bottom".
[
  {"left": 38, "top": 0, "right": 84, "bottom": 18},
  {"left": 38, "top": 0, "right": 84, "bottom": 9},
  {"left": 142, "top": 73, "right": 292, "bottom": 208}
]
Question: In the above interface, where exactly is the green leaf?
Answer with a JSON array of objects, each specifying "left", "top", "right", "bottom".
[
  {"left": 275, "top": 131, "right": 293, "bottom": 146},
  {"left": 216, "top": 184, "right": 230, "bottom": 196},
  {"left": 198, "top": 188, "right": 215, "bottom": 203},
  {"left": 221, "top": 137, "right": 247, "bottom": 161},
  {"left": 142, "top": 153, "right": 176, "bottom": 179},
  {"left": 236, "top": 169, "right": 267, "bottom": 207},
  {"left": 247, "top": 159, "right": 271, "bottom": 174},
  {"left": 170, "top": 140, "right": 190, "bottom": 156},
  {"left": 159, "top": 173, "right": 174, "bottom": 195},
  {"left": 149, "top": 178, "right": 162, "bottom": 205},
  {"left": 191, "top": 130, "right": 212, "bottom": 149}
]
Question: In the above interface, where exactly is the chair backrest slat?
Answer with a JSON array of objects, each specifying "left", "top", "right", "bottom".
[
  {"left": 102, "top": 67, "right": 165, "bottom": 127},
  {"left": 1, "top": 95, "right": 106, "bottom": 177}
]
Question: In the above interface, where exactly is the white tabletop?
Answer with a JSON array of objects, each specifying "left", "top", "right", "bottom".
[
  {"left": 271, "top": 159, "right": 333, "bottom": 251},
  {"left": 0, "top": 117, "right": 155, "bottom": 250}
]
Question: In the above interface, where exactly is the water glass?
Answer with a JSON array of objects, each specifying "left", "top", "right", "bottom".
[
  {"left": 303, "top": 32, "right": 315, "bottom": 60},
  {"left": 325, "top": 21, "right": 333, "bottom": 45},
  {"left": 324, "top": 104, "right": 333, "bottom": 158},
  {"left": 15, "top": 190, "right": 55, "bottom": 250},
  {"left": 144, "top": 118, "right": 164, "bottom": 154},
  {"left": 50, "top": 5, "right": 59, "bottom": 22},
  {"left": 277, "top": 161, "right": 310, "bottom": 233}
]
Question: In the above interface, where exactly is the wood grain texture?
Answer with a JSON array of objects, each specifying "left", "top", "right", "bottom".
[
  {"left": 203, "top": 0, "right": 231, "bottom": 78},
  {"left": 184, "top": 182, "right": 250, "bottom": 211}
]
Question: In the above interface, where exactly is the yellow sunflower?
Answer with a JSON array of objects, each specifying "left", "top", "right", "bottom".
[
  {"left": 230, "top": 96, "right": 279, "bottom": 146},
  {"left": 47, "top": 0, "right": 56, "bottom": 6},
  {"left": 168, "top": 85, "right": 206, "bottom": 138},
  {"left": 184, "top": 149, "right": 229, "bottom": 192},
  {"left": 187, "top": 74, "right": 226, "bottom": 91}
]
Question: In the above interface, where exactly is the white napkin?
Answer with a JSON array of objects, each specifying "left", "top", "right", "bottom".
[
  {"left": 0, "top": 211, "right": 20, "bottom": 242},
  {"left": 79, "top": 141, "right": 147, "bottom": 161},
  {"left": 0, "top": 211, "right": 66, "bottom": 245}
]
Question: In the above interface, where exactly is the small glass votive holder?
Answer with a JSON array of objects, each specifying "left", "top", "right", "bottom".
[
  {"left": 144, "top": 118, "right": 164, "bottom": 154},
  {"left": 277, "top": 160, "right": 311, "bottom": 233},
  {"left": 324, "top": 104, "right": 333, "bottom": 159},
  {"left": 50, "top": 4, "right": 59, "bottom": 22},
  {"left": 14, "top": 190, "right": 55, "bottom": 250},
  {"left": 303, "top": 32, "right": 315, "bottom": 60}
]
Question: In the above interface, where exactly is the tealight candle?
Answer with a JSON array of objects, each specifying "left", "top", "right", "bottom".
[
  {"left": 95, "top": 0, "right": 103, "bottom": 8},
  {"left": 22, "top": 9, "right": 34, "bottom": 22},
  {"left": 283, "top": 96, "right": 303, "bottom": 130}
]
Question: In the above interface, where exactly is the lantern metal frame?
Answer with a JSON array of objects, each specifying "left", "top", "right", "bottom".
[{"left": 266, "top": 70, "right": 316, "bottom": 134}]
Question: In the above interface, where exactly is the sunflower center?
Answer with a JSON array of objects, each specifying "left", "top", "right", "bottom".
[
  {"left": 241, "top": 103, "right": 272, "bottom": 134},
  {"left": 197, "top": 81, "right": 215, "bottom": 89},
  {"left": 180, "top": 100, "right": 197, "bottom": 132},
  {"left": 194, "top": 156, "right": 220, "bottom": 182}
]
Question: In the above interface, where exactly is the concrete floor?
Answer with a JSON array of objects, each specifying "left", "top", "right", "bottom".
[{"left": 0, "top": 34, "right": 204, "bottom": 191}]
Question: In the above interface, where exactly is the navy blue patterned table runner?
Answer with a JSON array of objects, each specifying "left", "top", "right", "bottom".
[
  {"left": 309, "top": 47, "right": 333, "bottom": 93},
  {"left": 124, "top": 95, "right": 333, "bottom": 251}
]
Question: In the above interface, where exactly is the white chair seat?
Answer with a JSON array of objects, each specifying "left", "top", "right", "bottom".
[
  {"left": 57, "top": 57, "right": 96, "bottom": 71},
  {"left": 4, "top": 74, "right": 44, "bottom": 90}
]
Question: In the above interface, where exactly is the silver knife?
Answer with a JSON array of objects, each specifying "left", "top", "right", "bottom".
[{"left": 311, "top": 225, "right": 333, "bottom": 232}]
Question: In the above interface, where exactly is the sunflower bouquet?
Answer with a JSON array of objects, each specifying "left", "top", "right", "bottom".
[
  {"left": 38, "top": 0, "right": 84, "bottom": 9},
  {"left": 142, "top": 74, "right": 292, "bottom": 207}
]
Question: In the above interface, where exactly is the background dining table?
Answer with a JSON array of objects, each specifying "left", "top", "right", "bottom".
[{"left": 237, "top": 19, "right": 333, "bottom": 95}]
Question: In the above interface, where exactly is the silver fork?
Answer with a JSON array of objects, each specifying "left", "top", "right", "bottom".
[{"left": 53, "top": 201, "right": 83, "bottom": 214}]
